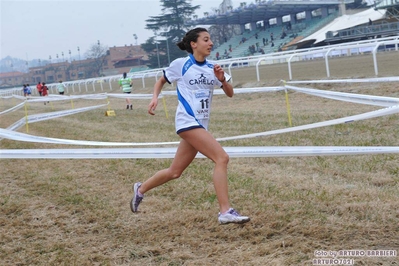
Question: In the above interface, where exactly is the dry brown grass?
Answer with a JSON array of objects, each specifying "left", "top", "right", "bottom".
[{"left": 1, "top": 52, "right": 399, "bottom": 265}]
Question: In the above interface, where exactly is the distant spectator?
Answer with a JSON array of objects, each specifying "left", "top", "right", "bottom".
[
  {"left": 262, "top": 37, "right": 266, "bottom": 46},
  {"left": 270, "top": 32, "right": 274, "bottom": 41},
  {"left": 22, "top": 84, "right": 28, "bottom": 97},
  {"left": 36, "top": 82, "right": 43, "bottom": 96},
  {"left": 57, "top": 80, "right": 66, "bottom": 95},
  {"left": 223, "top": 49, "right": 231, "bottom": 59},
  {"left": 248, "top": 45, "right": 256, "bottom": 55},
  {"left": 41, "top": 82, "right": 48, "bottom": 96},
  {"left": 287, "top": 21, "right": 292, "bottom": 30},
  {"left": 41, "top": 82, "right": 49, "bottom": 105},
  {"left": 26, "top": 84, "right": 32, "bottom": 96},
  {"left": 119, "top": 72, "right": 133, "bottom": 110},
  {"left": 216, "top": 51, "right": 220, "bottom": 60}
]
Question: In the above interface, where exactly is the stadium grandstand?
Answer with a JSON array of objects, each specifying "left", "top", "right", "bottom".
[{"left": 186, "top": 0, "right": 399, "bottom": 59}]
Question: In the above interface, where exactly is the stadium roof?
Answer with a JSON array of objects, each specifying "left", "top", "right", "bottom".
[
  {"left": 188, "top": 0, "right": 355, "bottom": 26},
  {"left": 299, "top": 7, "right": 387, "bottom": 44}
]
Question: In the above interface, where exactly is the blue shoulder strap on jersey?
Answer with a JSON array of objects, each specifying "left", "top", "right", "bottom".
[{"left": 182, "top": 56, "right": 195, "bottom": 76}]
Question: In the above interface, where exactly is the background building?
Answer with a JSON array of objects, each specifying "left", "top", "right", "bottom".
[
  {"left": 1, "top": 0, "right": 398, "bottom": 89},
  {"left": 104, "top": 44, "right": 148, "bottom": 76},
  {"left": 0, "top": 44, "right": 149, "bottom": 88}
]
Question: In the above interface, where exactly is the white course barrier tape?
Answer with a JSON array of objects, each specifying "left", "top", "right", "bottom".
[
  {"left": 0, "top": 85, "right": 353, "bottom": 106},
  {"left": 228, "top": 87, "right": 285, "bottom": 94},
  {"left": 1, "top": 93, "right": 133, "bottom": 116},
  {"left": 107, "top": 93, "right": 163, "bottom": 99},
  {"left": 1, "top": 84, "right": 398, "bottom": 147},
  {"left": 216, "top": 105, "right": 399, "bottom": 142},
  {"left": 286, "top": 85, "right": 399, "bottom": 107},
  {"left": 0, "top": 128, "right": 180, "bottom": 146},
  {"left": 13, "top": 95, "right": 63, "bottom": 102},
  {"left": 0, "top": 96, "right": 13, "bottom": 99},
  {"left": 6, "top": 120, "right": 27, "bottom": 132},
  {"left": 16, "top": 93, "right": 163, "bottom": 101},
  {"left": 5, "top": 103, "right": 108, "bottom": 132},
  {"left": 12, "top": 95, "right": 32, "bottom": 100},
  {"left": 1, "top": 146, "right": 399, "bottom": 159},
  {"left": 1, "top": 104, "right": 398, "bottom": 146},
  {"left": 11, "top": 94, "right": 111, "bottom": 103},
  {"left": 68, "top": 94, "right": 108, "bottom": 100},
  {"left": 160, "top": 87, "right": 284, "bottom": 96},
  {"left": 0, "top": 101, "right": 25, "bottom": 115},
  {"left": 27, "top": 103, "right": 108, "bottom": 124},
  {"left": 287, "top": 76, "right": 399, "bottom": 84}
]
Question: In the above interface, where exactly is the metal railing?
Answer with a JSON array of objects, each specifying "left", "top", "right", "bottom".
[
  {"left": 326, "top": 21, "right": 399, "bottom": 42},
  {"left": 1, "top": 36, "right": 399, "bottom": 97}
]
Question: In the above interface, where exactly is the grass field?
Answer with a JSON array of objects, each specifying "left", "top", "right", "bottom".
[{"left": 1, "top": 52, "right": 399, "bottom": 265}]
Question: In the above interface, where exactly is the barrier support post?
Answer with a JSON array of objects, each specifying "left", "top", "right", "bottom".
[
  {"left": 24, "top": 101, "right": 29, "bottom": 133},
  {"left": 162, "top": 96, "right": 169, "bottom": 119},
  {"left": 283, "top": 81, "right": 292, "bottom": 127},
  {"left": 25, "top": 98, "right": 30, "bottom": 110},
  {"left": 105, "top": 94, "right": 115, "bottom": 116}
]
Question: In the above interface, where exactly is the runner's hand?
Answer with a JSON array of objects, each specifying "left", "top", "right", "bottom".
[{"left": 148, "top": 98, "right": 158, "bottom": 115}]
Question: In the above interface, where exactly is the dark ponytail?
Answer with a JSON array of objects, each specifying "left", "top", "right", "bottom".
[{"left": 176, "top": 27, "right": 208, "bottom": 54}]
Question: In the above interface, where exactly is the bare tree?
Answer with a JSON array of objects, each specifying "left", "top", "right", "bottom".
[
  {"left": 85, "top": 42, "right": 109, "bottom": 76},
  {"left": 208, "top": 0, "right": 241, "bottom": 47}
]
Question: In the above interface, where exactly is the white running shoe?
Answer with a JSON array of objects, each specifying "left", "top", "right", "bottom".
[
  {"left": 130, "top": 182, "right": 143, "bottom": 213},
  {"left": 218, "top": 208, "right": 250, "bottom": 225}
]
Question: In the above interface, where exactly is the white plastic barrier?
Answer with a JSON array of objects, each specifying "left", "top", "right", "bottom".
[
  {"left": 0, "top": 128, "right": 179, "bottom": 146},
  {"left": 285, "top": 85, "right": 399, "bottom": 107},
  {"left": 0, "top": 101, "right": 25, "bottom": 115},
  {"left": 2, "top": 146, "right": 399, "bottom": 159},
  {"left": 287, "top": 76, "right": 399, "bottom": 84},
  {"left": 5, "top": 104, "right": 108, "bottom": 132},
  {"left": 216, "top": 104, "right": 399, "bottom": 142},
  {"left": 1, "top": 36, "right": 399, "bottom": 97},
  {"left": 2, "top": 93, "right": 399, "bottom": 145},
  {"left": 2, "top": 78, "right": 399, "bottom": 159}
]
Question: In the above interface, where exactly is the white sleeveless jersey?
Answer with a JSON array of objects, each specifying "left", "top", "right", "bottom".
[{"left": 163, "top": 54, "right": 228, "bottom": 134}]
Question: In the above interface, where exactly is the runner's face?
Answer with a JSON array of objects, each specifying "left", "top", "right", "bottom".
[{"left": 192, "top": 31, "right": 213, "bottom": 58}]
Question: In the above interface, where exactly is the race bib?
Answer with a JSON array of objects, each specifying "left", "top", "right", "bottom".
[{"left": 194, "top": 90, "right": 210, "bottom": 120}]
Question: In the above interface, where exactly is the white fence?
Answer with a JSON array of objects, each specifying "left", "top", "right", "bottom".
[{"left": 1, "top": 36, "right": 398, "bottom": 97}]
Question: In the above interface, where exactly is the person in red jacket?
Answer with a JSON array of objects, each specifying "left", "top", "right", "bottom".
[
  {"left": 36, "top": 82, "right": 43, "bottom": 96},
  {"left": 41, "top": 82, "right": 49, "bottom": 105}
]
